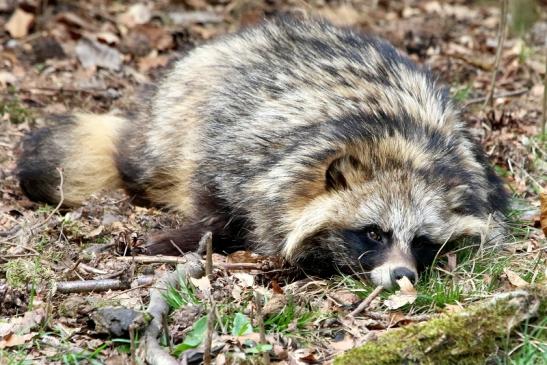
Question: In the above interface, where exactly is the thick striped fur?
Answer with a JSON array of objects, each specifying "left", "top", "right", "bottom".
[{"left": 17, "top": 17, "right": 508, "bottom": 288}]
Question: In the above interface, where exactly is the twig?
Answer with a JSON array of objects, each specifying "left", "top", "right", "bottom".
[
  {"left": 0, "top": 254, "right": 38, "bottom": 260},
  {"left": 56, "top": 275, "right": 154, "bottom": 293},
  {"left": 0, "top": 224, "right": 22, "bottom": 237},
  {"left": 365, "top": 311, "right": 433, "bottom": 323},
  {"left": 78, "top": 263, "right": 109, "bottom": 275},
  {"left": 348, "top": 285, "right": 384, "bottom": 317},
  {"left": 169, "top": 239, "right": 186, "bottom": 256},
  {"left": 483, "top": 0, "right": 508, "bottom": 108},
  {"left": 221, "top": 262, "right": 264, "bottom": 271},
  {"left": 542, "top": 47, "right": 546, "bottom": 138},
  {"left": 203, "top": 232, "right": 213, "bottom": 277},
  {"left": 117, "top": 255, "right": 191, "bottom": 264},
  {"left": 464, "top": 88, "right": 529, "bottom": 107},
  {"left": 254, "top": 292, "right": 271, "bottom": 365},
  {"left": 137, "top": 253, "right": 204, "bottom": 365},
  {"left": 10, "top": 86, "right": 110, "bottom": 96},
  {"left": 129, "top": 324, "right": 137, "bottom": 365},
  {"left": 203, "top": 296, "right": 215, "bottom": 365},
  {"left": 66, "top": 258, "right": 82, "bottom": 275},
  {"left": 117, "top": 255, "right": 264, "bottom": 271}
]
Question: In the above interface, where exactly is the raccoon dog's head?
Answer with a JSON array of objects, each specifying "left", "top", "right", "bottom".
[{"left": 283, "top": 150, "right": 506, "bottom": 289}]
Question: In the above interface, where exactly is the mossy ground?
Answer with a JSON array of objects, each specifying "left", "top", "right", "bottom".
[{"left": 0, "top": 0, "right": 545, "bottom": 363}]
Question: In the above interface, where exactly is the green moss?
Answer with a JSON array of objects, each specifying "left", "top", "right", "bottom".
[
  {"left": 0, "top": 96, "right": 33, "bottom": 124},
  {"left": 3, "top": 258, "right": 54, "bottom": 289},
  {"left": 335, "top": 291, "right": 543, "bottom": 365}
]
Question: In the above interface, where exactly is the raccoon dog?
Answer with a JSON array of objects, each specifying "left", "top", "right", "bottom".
[{"left": 17, "top": 17, "right": 508, "bottom": 288}]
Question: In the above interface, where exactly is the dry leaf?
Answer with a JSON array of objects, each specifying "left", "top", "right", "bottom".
[
  {"left": 190, "top": 276, "right": 211, "bottom": 293},
  {"left": 0, "top": 332, "right": 37, "bottom": 349},
  {"left": 227, "top": 250, "right": 262, "bottom": 263},
  {"left": 332, "top": 289, "right": 360, "bottom": 306},
  {"left": 262, "top": 294, "right": 287, "bottom": 317},
  {"left": 384, "top": 277, "right": 417, "bottom": 310},
  {"left": 503, "top": 268, "right": 529, "bottom": 288},
  {"left": 446, "top": 252, "right": 457, "bottom": 272},
  {"left": 96, "top": 31, "right": 120, "bottom": 45},
  {"left": 138, "top": 54, "right": 170, "bottom": 73},
  {"left": 233, "top": 272, "right": 254, "bottom": 287},
  {"left": 271, "top": 280, "right": 284, "bottom": 294},
  {"left": 76, "top": 38, "right": 122, "bottom": 71},
  {"left": 118, "top": 3, "right": 152, "bottom": 28},
  {"left": 0, "top": 308, "right": 45, "bottom": 349},
  {"left": 540, "top": 191, "right": 547, "bottom": 238},
  {"left": 5, "top": 8, "right": 34, "bottom": 38}
]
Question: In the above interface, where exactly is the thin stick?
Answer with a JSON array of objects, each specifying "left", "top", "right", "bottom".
[
  {"left": 117, "top": 256, "right": 190, "bottom": 264},
  {"left": 79, "top": 263, "right": 109, "bottom": 275},
  {"left": 542, "top": 47, "right": 546, "bottom": 139},
  {"left": 203, "top": 297, "right": 215, "bottom": 365},
  {"left": 254, "top": 292, "right": 270, "bottom": 365},
  {"left": 464, "top": 88, "right": 529, "bottom": 107},
  {"left": 116, "top": 255, "right": 264, "bottom": 271},
  {"left": 138, "top": 254, "right": 204, "bottom": 365},
  {"left": 348, "top": 285, "right": 384, "bottom": 317},
  {"left": 56, "top": 275, "right": 154, "bottom": 293},
  {"left": 203, "top": 232, "right": 213, "bottom": 277},
  {"left": 129, "top": 325, "right": 137, "bottom": 365},
  {"left": 484, "top": 0, "right": 508, "bottom": 108},
  {"left": 169, "top": 240, "right": 186, "bottom": 256}
]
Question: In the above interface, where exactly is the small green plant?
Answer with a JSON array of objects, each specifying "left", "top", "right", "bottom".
[
  {"left": 453, "top": 84, "right": 472, "bottom": 103},
  {"left": 0, "top": 97, "right": 33, "bottom": 124},
  {"left": 413, "top": 277, "right": 463, "bottom": 310},
  {"left": 501, "top": 317, "right": 547, "bottom": 365},
  {"left": 244, "top": 342, "right": 273, "bottom": 354},
  {"left": 163, "top": 275, "right": 201, "bottom": 310},
  {"left": 230, "top": 312, "right": 252, "bottom": 336},
  {"left": 173, "top": 315, "right": 208, "bottom": 357},
  {"left": 264, "top": 297, "right": 319, "bottom": 335}
]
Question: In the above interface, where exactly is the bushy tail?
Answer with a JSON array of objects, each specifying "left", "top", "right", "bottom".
[{"left": 17, "top": 113, "right": 126, "bottom": 206}]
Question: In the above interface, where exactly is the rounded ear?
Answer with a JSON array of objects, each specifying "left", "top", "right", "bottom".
[{"left": 325, "top": 155, "right": 366, "bottom": 191}]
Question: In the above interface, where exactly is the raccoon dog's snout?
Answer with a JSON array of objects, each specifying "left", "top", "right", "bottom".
[{"left": 391, "top": 267, "right": 417, "bottom": 284}]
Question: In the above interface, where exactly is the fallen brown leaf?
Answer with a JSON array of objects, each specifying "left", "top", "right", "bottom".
[
  {"left": 5, "top": 8, "right": 34, "bottom": 38},
  {"left": 118, "top": 3, "right": 152, "bottom": 28},
  {"left": 540, "top": 191, "right": 547, "bottom": 237},
  {"left": 189, "top": 276, "right": 211, "bottom": 293},
  {"left": 75, "top": 38, "right": 122, "bottom": 71},
  {"left": 138, "top": 54, "right": 170, "bottom": 73},
  {"left": 261, "top": 293, "right": 287, "bottom": 317},
  {"left": 384, "top": 277, "right": 417, "bottom": 310},
  {"left": 503, "top": 268, "right": 529, "bottom": 288},
  {"left": 446, "top": 252, "right": 457, "bottom": 272},
  {"left": 0, "top": 332, "right": 37, "bottom": 349}
]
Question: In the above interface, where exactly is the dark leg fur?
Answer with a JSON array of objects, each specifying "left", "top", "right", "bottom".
[{"left": 143, "top": 218, "right": 248, "bottom": 256}]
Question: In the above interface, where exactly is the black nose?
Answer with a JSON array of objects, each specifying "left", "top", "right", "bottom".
[{"left": 391, "top": 267, "right": 417, "bottom": 284}]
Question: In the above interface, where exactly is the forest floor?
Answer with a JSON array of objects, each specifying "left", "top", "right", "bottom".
[{"left": 0, "top": 1, "right": 546, "bottom": 364}]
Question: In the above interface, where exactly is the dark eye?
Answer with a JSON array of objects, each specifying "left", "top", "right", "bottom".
[{"left": 365, "top": 227, "right": 383, "bottom": 242}]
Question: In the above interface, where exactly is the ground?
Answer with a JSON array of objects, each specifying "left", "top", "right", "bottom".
[{"left": 0, "top": 0, "right": 546, "bottom": 364}]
